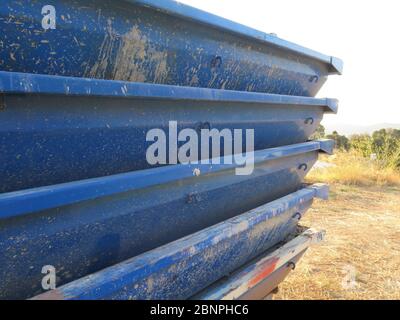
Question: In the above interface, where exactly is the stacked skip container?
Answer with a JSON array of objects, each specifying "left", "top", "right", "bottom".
[{"left": 0, "top": 0, "right": 342, "bottom": 300}]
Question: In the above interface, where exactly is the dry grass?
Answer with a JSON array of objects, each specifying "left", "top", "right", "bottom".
[
  {"left": 307, "top": 151, "right": 400, "bottom": 187},
  {"left": 275, "top": 152, "right": 400, "bottom": 300}
]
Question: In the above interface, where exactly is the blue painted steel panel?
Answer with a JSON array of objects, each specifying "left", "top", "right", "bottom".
[
  {"left": 0, "top": 141, "right": 332, "bottom": 299},
  {"left": 0, "top": 71, "right": 337, "bottom": 193},
  {"left": 32, "top": 185, "right": 326, "bottom": 300},
  {"left": 0, "top": 0, "right": 342, "bottom": 96}
]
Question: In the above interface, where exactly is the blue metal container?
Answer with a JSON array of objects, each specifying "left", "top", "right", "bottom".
[
  {"left": 0, "top": 71, "right": 337, "bottom": 193},
  {"left": 31, "top": 184, "right": 328, "bottom": 300},
  {"left": 0, "top": 0, "right": 342, "bottom": 96},
  {"left": 0, "top": 140, "right": 332, "bottom": 299}
]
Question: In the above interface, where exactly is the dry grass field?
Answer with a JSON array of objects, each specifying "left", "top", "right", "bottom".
[{"left": 275, "top": 152, "right": 400, "bottom": 300}]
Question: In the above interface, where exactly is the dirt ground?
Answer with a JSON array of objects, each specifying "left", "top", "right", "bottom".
[{"left": 275, "top": 184, "right": 400, "bottom": 300}]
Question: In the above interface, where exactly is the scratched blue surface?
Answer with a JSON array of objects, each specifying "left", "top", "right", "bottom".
[
  {"left": 0, "top": 0, "right": 343, "bottom": 301},
  {"left": 0, "top": 141, "right": 332, "bottom": 299},
  {"left": 0, "top": 71, "right": 337, "bottom": 193},
  {"left": 32, "top": 185, "right": 324, "bottom": 300},
  {"left": 0, "top": 0, "right": 341, "bottom": 96}
]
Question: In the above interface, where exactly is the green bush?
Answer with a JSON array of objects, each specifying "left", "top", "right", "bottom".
[
  {"left": 350, "top": 129, "right": 400, "bottom": 169},
  {"left": 349, "top": 134, "right": 372, "bottom": 157},
  {"left": 326, "top": 131, "right": 350, "bottom": 151},
  {"left": 317, "top": 126, "right": 400, "bottom": 170}
]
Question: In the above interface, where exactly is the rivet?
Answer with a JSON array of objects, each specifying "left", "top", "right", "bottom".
[
  {"left": 304, "top": 117, "right": 314, "bottom": 125},
  {"left": 292, "top": 212, "right": 302, "bottom": 220},
  {"left": 202, "top": 122, "right": 211, "bottom": 130},
  {"left": 0, "top": 95, "right": 5, "bottom": 110},
  {"left": 287, "top": 262, "right": 296, "bottom": 270},
  {"left": 193, "top": 168, "right": 201, "bottom": 177},
  {"left": 298, "top": 163, "right": 308, "bottom": 171},
  {"left": 211, "top": 56, "right": 222, "bottom": 68},
  {"left": 186, "top": 192, "right": 201, "bottom": 204}
]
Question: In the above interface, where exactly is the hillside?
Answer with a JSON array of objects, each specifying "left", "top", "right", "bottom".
[{"left": 323, "top": 123, "right": 400, "bottom": 136}]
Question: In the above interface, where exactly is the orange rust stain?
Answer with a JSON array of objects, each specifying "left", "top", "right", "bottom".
[{"left": 248, "top": 257, "right": 279, "bottom": 287}]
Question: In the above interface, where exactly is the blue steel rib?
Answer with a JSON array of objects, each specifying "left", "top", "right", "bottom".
[
  {"left": 0, "top": 141, "right": 332, "bottom": 300},
  {"left": 31, "top": 185, "right": 328, "bottom": 300},
  {"left": 0, "top": 71, "right": 337, "bottom": 193},
  {"left": 0, "top": 0, "right": 342, "bottom": 95}
]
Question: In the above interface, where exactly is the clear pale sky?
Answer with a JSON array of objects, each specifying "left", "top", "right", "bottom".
[{"left": 179, "top": 0, "right": 400, "bottom": 126}]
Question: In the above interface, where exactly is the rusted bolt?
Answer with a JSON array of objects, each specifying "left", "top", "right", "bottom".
[
  {"left": 298, "top": 163, "right": 308, "bottom": 171},
  {"left": 304, "top": 117, "right": 314, "bottom": 125},
  {"left": 287, "top": 262, "right": 296, "bottom": 270},
  {"left": 193, "top": 168, "right": 201, "bottom": 177},
  {"left": 292, "top": 212, "right": 302, "bottom": 220}
]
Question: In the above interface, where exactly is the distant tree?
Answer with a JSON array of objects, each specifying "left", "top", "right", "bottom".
[
  {"left": 326, "top": 131, "right": 350, "bottom": 151},
  {"left": 372, "top": 129, "right": 387, "bottom": 153},
  {"left": 345, "top": 129, "right": 400, "bottom": 169},
  {"left": 370, "top": 129, "right": 400, "bottom": 168},
  {"left": 310, "top": 124, "right": 326, "bottom": 140},
  {"left": 388, "top": 128, "right": 400, "bottom": 139},
  {"left": 349, "top": 134, "right": 373, "bottom": 157}
]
